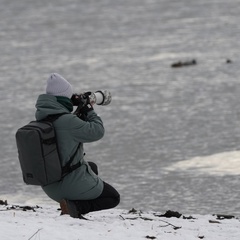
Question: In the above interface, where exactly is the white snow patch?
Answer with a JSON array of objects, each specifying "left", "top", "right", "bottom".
[
  {"left": 0, "top": 202, "right": 239, "bottom": 240},
  {"left": 164, "top": 151, "right": 240, "bottom": 176}
]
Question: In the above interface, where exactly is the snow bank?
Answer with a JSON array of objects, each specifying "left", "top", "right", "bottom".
[{"left": 0, "top": 201, "right": 239, "bottom": 240}]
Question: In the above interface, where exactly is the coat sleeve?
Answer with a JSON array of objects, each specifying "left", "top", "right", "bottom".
[{"left": 69, "top": 110, "right": 105, "bottom": 143}]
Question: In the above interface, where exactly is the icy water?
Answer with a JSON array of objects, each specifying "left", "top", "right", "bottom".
[{"left": 1, "top": 0, "right": 240, "bottom": 215}]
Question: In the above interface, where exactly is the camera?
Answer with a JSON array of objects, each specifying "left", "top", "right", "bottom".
[{"left": 71, "top": 90, "right": 112, "bottom": 106}]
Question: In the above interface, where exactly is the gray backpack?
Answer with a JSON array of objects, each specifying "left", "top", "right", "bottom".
[{"left": 15, "top": 114, "right": 80, "bottom": 186}]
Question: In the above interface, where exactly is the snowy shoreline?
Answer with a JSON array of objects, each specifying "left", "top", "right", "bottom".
[{"left": 0, "top": 200, "right": 239, "bottom": 240}]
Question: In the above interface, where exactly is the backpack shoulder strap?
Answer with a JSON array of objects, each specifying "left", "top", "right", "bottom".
[
  {"left": 62, "top": 144, "right": 81, "bottom": 177},
  {"left": 41, "top": 112, "right": 81, "bottom": 177}
]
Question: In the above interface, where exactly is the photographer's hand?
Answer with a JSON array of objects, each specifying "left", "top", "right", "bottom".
[
  {"left": 72, "top": 93, "right": 94, "bottom": 118},
  {"left": 71, "top": 94, "right": 84, "bottom": 107}
]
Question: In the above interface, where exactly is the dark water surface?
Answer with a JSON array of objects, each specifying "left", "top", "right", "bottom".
[{"left": 1, "top": 0, "right": 240, "bottom": 215}]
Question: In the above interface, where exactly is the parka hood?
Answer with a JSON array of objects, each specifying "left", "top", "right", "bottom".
[{"left": 35, "top": 94, "right": 71, "bottom": 121}]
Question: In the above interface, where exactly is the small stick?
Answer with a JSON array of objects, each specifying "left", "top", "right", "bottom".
[{"left": 28, "top": 228, "right": 43, "bottom": 240}]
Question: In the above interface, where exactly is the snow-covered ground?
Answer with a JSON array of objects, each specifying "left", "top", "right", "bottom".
[{"left": 0, "top": 201, "right": 239, "bottom": 240}]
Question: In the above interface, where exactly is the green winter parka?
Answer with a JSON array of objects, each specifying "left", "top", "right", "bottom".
[{"left": 35, "top": 94, "right": 104, "bottom": 202}]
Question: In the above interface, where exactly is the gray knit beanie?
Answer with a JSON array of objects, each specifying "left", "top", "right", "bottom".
[{"left": 46, "top": 73, "right": 73, "bottom": 98}]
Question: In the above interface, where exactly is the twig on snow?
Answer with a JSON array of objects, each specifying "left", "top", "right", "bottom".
[
  {"left": 28, "top": 228, "right": 43, "bottom": 240},
  {"left": 158, "top": 219, "right": 182, "bottom": 230}
]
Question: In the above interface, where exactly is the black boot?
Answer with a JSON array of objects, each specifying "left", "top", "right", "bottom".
[{"left": 60, "top": 199, "right": 87, "bottom": 219}]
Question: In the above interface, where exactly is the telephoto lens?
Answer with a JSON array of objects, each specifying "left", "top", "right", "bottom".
[{"left": 89, "top": 90, "right": 112, "bottom": 105}]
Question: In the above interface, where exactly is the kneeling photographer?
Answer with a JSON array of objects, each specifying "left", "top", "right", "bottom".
[{"left": 35, "top": 73, "right": 120, "bottom": 218}]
